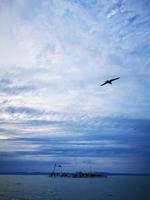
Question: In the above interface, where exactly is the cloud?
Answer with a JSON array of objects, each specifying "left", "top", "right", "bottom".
[
  {"left": 0, "top": 0, "right": 150, "bottom": 172},
  {"left": 0, "top": 114, "right": 150, "bottom": 172}
]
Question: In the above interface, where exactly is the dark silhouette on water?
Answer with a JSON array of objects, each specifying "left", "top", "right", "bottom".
[
  {"left": 48, "top": 163, "right": 107, "bottom": 178},
  {"left": 100, "top": 77, "right": 120, "bottom": 86}
]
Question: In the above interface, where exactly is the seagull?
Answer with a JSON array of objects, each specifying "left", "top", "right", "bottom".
[{"left": 100, "top": 77, "right": 120, "bottom": 86}]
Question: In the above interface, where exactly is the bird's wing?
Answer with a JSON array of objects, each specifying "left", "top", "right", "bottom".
[
  {"left": 110, "top": 77, "right": 120, "bottom": 82},
  {"left": 100, "top": 81, "right": 107, "bottom": 86}
]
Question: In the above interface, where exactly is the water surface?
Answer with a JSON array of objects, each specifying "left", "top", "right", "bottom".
[{"left": 0, "top": 175, "right": 149, "bottom": 200}]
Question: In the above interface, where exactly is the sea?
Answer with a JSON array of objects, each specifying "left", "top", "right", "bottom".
[{"left": 0, "top": 175, "right": 149, "bottom": 200}]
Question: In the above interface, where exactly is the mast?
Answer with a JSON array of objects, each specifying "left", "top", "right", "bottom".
[{"left": 52, "top": 163, "right": 56, "bottom": 174}]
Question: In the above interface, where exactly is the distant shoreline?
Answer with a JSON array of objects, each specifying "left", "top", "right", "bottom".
[{"left": 0, "top": 172, "right": 150, "bottom": 176}]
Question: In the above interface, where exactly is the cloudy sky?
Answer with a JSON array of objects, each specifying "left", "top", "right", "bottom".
[{"left": 0, "top": 0, "right": 150, "bottom": 173}]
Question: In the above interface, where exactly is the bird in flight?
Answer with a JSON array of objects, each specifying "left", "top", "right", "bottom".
[{"left": 100, "top": 77, "right": 120, "bottom": 86}]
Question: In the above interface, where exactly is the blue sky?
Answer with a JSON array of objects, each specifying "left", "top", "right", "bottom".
[{"left": 0, "top": 0, "right": 150, "bottom": 173}]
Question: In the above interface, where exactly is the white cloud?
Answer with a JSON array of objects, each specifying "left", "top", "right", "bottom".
[{"left": 0, "top": 0, "right": 149, "bottom": 120}]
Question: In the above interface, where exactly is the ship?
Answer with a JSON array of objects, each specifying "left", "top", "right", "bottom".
[{"left": 48, "top": 163, "right": 107, "bottom": 178}]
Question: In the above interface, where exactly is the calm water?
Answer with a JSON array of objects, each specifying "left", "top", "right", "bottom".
[{"left": 0, "top": 175, "right": 149, "bottom": 200}]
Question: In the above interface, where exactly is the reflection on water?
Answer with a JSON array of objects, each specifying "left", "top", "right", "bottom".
[{"left": 0, "top": 175, "right": 149, "bottom": 200}]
